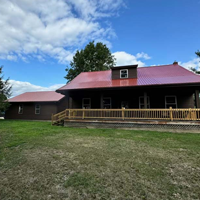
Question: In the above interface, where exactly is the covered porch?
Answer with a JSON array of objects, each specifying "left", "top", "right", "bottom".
[
  {"left": 64, "top": 86, "right": 200, "bottom": 109},
  {"left": 52, "top": 85, "right": 200, "bottom": 126}
]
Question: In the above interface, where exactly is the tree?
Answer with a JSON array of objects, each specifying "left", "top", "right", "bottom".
[
  {"left": 190, "top": 51, "right": 200, "bottom": 74},
  {"left": 196, "top": 50, "right": 200, "bottom": 58},
  {"left": 0, "top": 66, "right": 12, "bottom": 113},
  {"left": 65, "top": 41, "right": 116, "bottom": 82}
]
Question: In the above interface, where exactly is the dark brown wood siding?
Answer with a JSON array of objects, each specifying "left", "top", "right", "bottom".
[
  {"left": 5, "top": 102, "right": 58, "bottom": 120},
  {"left": 178, "top": 94, "right": 194, "bottom": 108},
  {"left": 57, "top": 97, "right": 68, "bottom": 112},
  {"left": 112, "top": 68, "right": 137, "bottom": 79}
]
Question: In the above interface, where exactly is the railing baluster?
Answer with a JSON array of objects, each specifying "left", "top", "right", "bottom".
[{"left": 51, "top": 108, "right": 200, "bottom": 125}]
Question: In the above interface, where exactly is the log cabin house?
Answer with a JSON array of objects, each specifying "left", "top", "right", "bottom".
[
  {"left": 56, "top": 63, "right": 200, "bottom": 110},
  {"left": 5, "top": 63, "right": 200, "bottom": 122}
]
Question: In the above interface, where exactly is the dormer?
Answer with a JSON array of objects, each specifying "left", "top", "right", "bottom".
[{"left": 111, "top": 65, "right": 138, "bottom": 80}]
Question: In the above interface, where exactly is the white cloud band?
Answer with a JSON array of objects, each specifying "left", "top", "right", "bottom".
[
  {"left": 9, "top": 80, "right": 64, "bottom": 97},
  {"left": 180, "top": 58, "right": 200, "bottom": 71},
  {"left": 113, "top": 51, "right": 151, "bottom": 67},
  {"left": 0, "top": 0, "right": 124, "bottom": 64}
]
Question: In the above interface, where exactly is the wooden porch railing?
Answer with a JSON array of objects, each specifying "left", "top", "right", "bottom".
[{"left": 52, "top": 108, "right": 200, "bottom": 125}]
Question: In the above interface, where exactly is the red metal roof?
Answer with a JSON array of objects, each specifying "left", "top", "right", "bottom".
[
  {"left": 57, "top": 64, "right": 200, "bottom": 91},
  {"left": 8, "top": 91, "right": 65, "bottom": 102}
]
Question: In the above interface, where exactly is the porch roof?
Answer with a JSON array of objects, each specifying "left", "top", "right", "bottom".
[
  {"left": 57, "top": 64, "right": 200, "bottom": 91},
  {"left": 8, "top": 91, "right": 65, "bottom": 102}
]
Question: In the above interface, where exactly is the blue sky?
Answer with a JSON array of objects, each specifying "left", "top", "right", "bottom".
[{"left": 0, "top": 0, "right": 200, "bottom": 96}]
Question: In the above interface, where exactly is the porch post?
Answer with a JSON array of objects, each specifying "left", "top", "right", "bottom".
[
  {"left": 144, "top": 92, "right": 148, "bottom": 109},
  {"left": 195, "top": 90, "right": 200, "bottom": 108},
  {"left": 100, "top": 93, "right": 103, "bottom": 108},
  {"left": 69, "top": 97, "right": 73, "bottom": 109}
]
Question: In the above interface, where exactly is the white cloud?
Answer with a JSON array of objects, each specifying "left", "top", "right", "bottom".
[
  {"left": 136, "top": 52, "right": 151, "bottom": 60},
  {"left": 0, "top": 54, "right": 18, "bottom": 61},
  {"left": 180, "top": 58, "right": 200, "bottom": 71},
  {"left": 0, "top": 0, "right": 124, "bottom": 64},
  {"left": 9, "top": 80, "right": 64, "bottom": 97},
  {"left": 113, "top": 51, "right": 151, "bottom": 67},
  {"left": 68, "top": 0, "right": 123, "bottom": 20}
]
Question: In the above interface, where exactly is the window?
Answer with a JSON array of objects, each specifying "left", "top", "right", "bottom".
[
  {"left": 82, "top": 98, "right": 91, "bottom": 109},
  {"left": 103, "top": 98, "right": 111, "bottom": 109},
  {"left": 139, "top": 96, "right": 150, "bottom": 109},
  {"left": 18, "top": 104, "right": 23, "bottom": 114},
  {"left": 120, "top": 69, "right": 128, "bottom": 78},
  {"left": 35, "top": 104, "right": 41, "bottom": 114},
  {"left": 165, "top": 96, "right": 177, "bottom": 108},
  {"left": 121, "top": 101, "right": 129, "bottom": 108}
]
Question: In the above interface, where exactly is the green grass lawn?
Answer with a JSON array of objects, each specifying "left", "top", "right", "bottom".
[{"left": 0, "top": 121, "right": 200, "bottom": 200}]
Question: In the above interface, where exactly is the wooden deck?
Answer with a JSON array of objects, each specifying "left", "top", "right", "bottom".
[
  {"left": 52, "top": 108, "right": 200, "bottom": 126},
  {"left": 63, "top": 119, "right": 200, "bottom": 132}
]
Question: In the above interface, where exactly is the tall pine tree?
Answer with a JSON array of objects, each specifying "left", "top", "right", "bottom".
[
  {"left": 0, "top": 66, "right": 12, "bottom": 113},
  {"left": 64, "top": 41, "right": 116, "bottom": 82}
]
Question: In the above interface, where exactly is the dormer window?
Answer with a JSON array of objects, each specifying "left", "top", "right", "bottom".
[
  {"left": 120, "top": 69, "right": 128, "bottom": 79},
  {"left": 111, "top": 65, "right": 137, "bottom": 80}
]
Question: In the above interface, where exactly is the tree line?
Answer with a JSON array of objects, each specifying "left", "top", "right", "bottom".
[
  {"left": 0, "top": 66, "right": 11, "bottom": 113},
  {"left": 64, "top": 42, "right": 200, "bottom": 82}
]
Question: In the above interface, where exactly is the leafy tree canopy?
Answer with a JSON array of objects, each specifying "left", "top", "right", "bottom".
[
  {"left": 0, "top": 66, "right": 12, "bottom": 112},
  {"left": 65, "top": 41, "right": 116, "bottom": 82},
  {"left": 196, "top": 50, "right": 200, "bottom": 58},
  {"left": 190, "top": 50, "right": 200, "bottom": 74}
]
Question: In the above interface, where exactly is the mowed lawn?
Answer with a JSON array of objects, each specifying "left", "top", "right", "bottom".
[{"left": 0, "top": 121, "right": 200, "bottom": 200}]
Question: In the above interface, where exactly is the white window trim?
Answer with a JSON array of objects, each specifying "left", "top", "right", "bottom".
[
  {"left": 18, "top": 104, "right": 23, "bottom": 114},
  {"left": 120, "top": 69, "right": 128, "bottom": 79},
  {"left": 103, "top": 97, "right": 112, "bottom": 109},
  {"left": 165, "top": 96, "right": 177, "bottom": 108},
  {"left": 35, "top": 104, "right": 41, "bottom": 115},
  {"left": 82, "top": 98, "right": 91, "bottom": 109},
  {"left": 139, "top": 96, "right": 150, "bottom": 109}
]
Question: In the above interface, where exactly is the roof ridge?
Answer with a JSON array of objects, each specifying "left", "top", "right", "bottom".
[
  {"left": 67, "top": 64, "right": 178, "bottom": 73},
  {"left": 80, "top": 65, "right": 174, "bottom": 71},
  {"left": 22, "top": 91, "right": 59, "bottom": 94},
  {"left": 25, "top": 91, "right": 54, "bottom": 93},
  {"left": 81, "top": 70, "right": 111, "bottom": 74},
  {"left": 138, "top": 64, "right": 176, "bottom": 69}
]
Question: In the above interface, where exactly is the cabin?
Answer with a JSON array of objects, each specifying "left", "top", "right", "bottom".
[
  {"left": 56, "top": 63, "right": 200, "bottom": 110},
  {"left": 5, "top": 91, "right": 67, "bottom": 120},
  {"left": 5, "top": 63, "right": 200, "bottom": 125}
]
